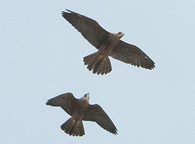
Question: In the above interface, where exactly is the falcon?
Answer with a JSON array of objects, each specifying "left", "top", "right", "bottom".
[
  {"left": 62, "top": 9, "right": 155, "bottom": 75},
  {"left": 46, "top": 93, "right": 117, "bottom": 136}
]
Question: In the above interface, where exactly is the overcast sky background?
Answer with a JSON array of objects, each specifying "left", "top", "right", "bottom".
[{"left": 1, "top": 0, "right": 195, "bottom": 144}]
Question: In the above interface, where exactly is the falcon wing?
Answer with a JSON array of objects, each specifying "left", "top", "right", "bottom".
[
  {"left": 83, "top": 104, "right": 117, "bottom": 134},
  {"left": 62, "top": 9, "right": 109, "bottom": 49},
  {"left": 110, "top": 40, "right": 155, "bottom": 69},
  {"left": 46, "top": 93, "right": 78, "bottom": 116}
]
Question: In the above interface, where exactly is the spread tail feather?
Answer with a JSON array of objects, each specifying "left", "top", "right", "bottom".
[
  {"left": 83, "top": 52, "right": 112, "bottom": 75},
  {"left": 61, "top": 118, "right": 85, "bottom": 136}
]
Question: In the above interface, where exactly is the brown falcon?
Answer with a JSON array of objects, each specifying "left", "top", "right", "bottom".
[
  {"left": 46, "top": 93, "right": 117, "bottom": 136},
  {"left": 62, "top": 9, "right": 155, "bottom": 75}
]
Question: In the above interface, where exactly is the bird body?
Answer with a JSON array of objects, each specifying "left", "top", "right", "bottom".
[
  {"left": 60, "top": 95, "right": 89, "bottom": 136},
  {"left": 62, "top": 9, "right": 155, "bottom": 75},
  {"left": 46, "top": 93, "right": 117, "bottom": 136},
  {"left": 83, "top": 33, "right": 123, "bottom": 74}
]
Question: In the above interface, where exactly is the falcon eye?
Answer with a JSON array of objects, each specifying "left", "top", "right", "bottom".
[{"left": 118, "top": 32, "right": 122, "bottom": 34}]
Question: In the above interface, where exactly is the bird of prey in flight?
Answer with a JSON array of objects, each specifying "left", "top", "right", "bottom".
[
  {"left": 62, "top": 9, "right": 155, "bottom": 75},
  {"left": 46, "top": 93, "right": 117, "bottom": 136}
]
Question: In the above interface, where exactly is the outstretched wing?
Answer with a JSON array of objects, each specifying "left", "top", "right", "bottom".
[
  {"left": 46, "top": 93, "right": 78, "bottom": 116},
  {"left": 83, "top": 104, "right": 117, "bottom": 135},
  {"left": 110, "top": 40, "right": 155, "bottom": 69},
  {"left": 62, "top": 9, "right": 109, "bottom": 49}
]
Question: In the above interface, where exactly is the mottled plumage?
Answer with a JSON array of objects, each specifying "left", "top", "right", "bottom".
[
  {"left": 46, "top": 93, "right": 117, "bottom": 136},
  {"left": 62, "top": 9, "right": 155, "bottom": 75}
]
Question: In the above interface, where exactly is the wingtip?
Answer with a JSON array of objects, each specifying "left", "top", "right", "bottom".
[
  {"left": 65, "top": 8, "right": 70, "bottom": 11},
  {"left": 113, "top": 128, "right": 118, "bottom": 135},
  {"left": 61, "top": 9, "right": 70, "bottom": 15},
  {"left": 153, "top": 64, "right": 156, "bottom": 69},
  {"left": 142, "top": 59, "right": 155, "bottom": 70},
  {"left": 65, "top": 9, "right": 73, "bottom": 13},
  {"left": 112, "top": 130, "right": 118, "bottom": 135},
  {"left": 149, "top": 64, "right": 156, "bottom": 70},
  {"left": 46, "top": 100, "right": 51, "bottom": 106}
]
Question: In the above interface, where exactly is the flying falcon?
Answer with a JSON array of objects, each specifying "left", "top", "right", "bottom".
[
  {"left": 62, "top": 9, "right": 155, "bottom": 75},
  {"left": 46, "top": 93, "right": 117, "bottom": 136}
]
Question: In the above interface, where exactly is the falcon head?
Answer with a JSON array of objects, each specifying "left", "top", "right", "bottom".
[
  {"left": 111, "top": 32, "right": 125, "bottom": 39},
  {"left": 80, "top": 93, "right": 90, "bottom": 102},
  {"left": 117, "top": 32, "right": 124, "bottom": 38}
]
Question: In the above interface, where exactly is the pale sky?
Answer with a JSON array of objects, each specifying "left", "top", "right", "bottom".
[{"left": 1, "top": 0, "right": 195, "bottom": 144}]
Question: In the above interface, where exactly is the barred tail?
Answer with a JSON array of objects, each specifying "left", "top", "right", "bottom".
[
  {"left": 83, "top": 52, "right": 112, "bottom": 75},
  {"left": 61, "top": 118, "right": 85, "bottom": 137}
]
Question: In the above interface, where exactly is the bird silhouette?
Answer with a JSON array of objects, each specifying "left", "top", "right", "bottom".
[
  {"left": 46, "top": 93, "right": 117, "bottom": 136},
  {"left": 62, "top": 9, "right": 155, "bottom": 75}
]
